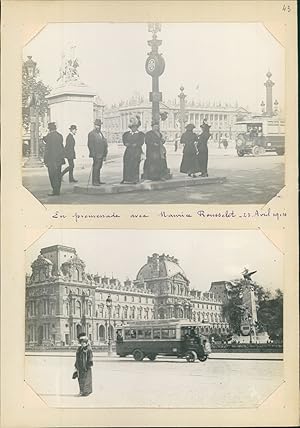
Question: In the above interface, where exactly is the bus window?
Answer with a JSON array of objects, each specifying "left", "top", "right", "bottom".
[
  {"left": 137, "top": 329, "right": 144, "bottom": 339},
  {"left": 124, "top": 329, "right": 131, "bottom": 340},
  {"left": 181, "top": 327, "right": 189, "bottom": 338},
  {"left": 162, "top": 328, "right": 176, "bottom": 339},
  {"left": 116, "top": 329, "right": 123, "bottom": 343},
  {"left": 144, "top": 329, "right": 152, "bottom": 339},
  {"left": 153, "top": 329, "right": 161, "bottom": 339},
  {"left": 130, "top": 329, "right": 136, "bottom": 339}
]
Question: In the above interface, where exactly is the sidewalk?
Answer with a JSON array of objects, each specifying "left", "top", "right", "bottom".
[{"left": 25, "top": 351, "right": 283, "bottom": 361}]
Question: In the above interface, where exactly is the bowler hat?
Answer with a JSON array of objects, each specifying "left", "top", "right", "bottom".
[
  {"left": 94, "top": 119, "right": 102, "bottom": 126},
  {"left": 69, "top": 124, "right": 77, "bottom": 131},
  {"left": 185, "top": 123, "right": 195, "bottom": 131},
  {"left": 48, "top": 122, "right": 57, "bottom": 131}
]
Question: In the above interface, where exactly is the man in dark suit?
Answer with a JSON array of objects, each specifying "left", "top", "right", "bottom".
[
  {"left": 61, "top": 124, "right": 78, "bottom": 183},
  {"left": 43, "top": 122, "right": 65, "bottom": 196},
  {"left": 87, "top": 119, "right": 108, "bottom": 186}
]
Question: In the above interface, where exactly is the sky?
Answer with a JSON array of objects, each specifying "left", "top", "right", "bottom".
[
  {"left": 25, "top": 229, "right": 283, "bottom": 293},
  {"left": 23, "top": 23, "right": 285, "bottom": 112}
]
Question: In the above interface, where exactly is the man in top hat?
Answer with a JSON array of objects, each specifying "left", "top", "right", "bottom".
[
  {"left": 43, "top": 122, "right": 65, "bottom": 196},
  {"left": 61, "top": 124, "right": 78, "bottom": 183},
  {"left": 87, "top": 119, "right": 108, "bottom": 186}
]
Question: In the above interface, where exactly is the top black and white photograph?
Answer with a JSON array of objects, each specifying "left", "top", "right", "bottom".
[{"left": 22, "top": 23, "right": 285, "bottom": 205}]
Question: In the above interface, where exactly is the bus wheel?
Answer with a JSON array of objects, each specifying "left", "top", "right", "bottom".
[
  {"left": 185, "top": 351, "right": 197, "bottom": 362},
  {"left": 133, "top": 349, "right": 145, "bottom": 361},
  {"left": 237, "top": 150, "right": 245, "bottom": 157},
  {"left": 276, "top": 149, "right": 285, "bottom": 156},
  {"left": 199, "top": 355, "right": 208, "bottom": 362},
  {"left": 147, "top": 353, "right": 157, "bottom": 361}
]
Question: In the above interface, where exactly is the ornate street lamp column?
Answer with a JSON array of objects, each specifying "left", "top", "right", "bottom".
[
  {"left": 106, "top": 294, "right": 112, "bottom": 356},
  {"left": 68, "top": 291, "right": 73, "bottom": 345},
  {"left": 178, "top": 86, "right": 187, "bottom": 135},
  {"left": 81, "top": 291, "right": 87, "bottom": 335},
  {"left": 145, "top": 23, "right": 165, "bottom": 126},
  {"left": 264, "top": 71, "right": 275, "bottom": 116},
  {"left": 23, "top": 56, "right": 44, "bottom": 168}
]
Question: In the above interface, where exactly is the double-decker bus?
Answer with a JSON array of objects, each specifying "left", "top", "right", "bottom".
[{"left": 115, "top": 319, "right": 212, "bottom": 363}]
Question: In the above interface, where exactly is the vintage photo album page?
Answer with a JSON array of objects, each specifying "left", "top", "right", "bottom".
[{"left": 1, "top": 1, "right": 299, "bottom": 427}]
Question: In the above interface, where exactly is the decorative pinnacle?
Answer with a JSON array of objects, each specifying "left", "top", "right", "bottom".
[{"left": 266, "top": 71, "right": 272, "bottom": 79}]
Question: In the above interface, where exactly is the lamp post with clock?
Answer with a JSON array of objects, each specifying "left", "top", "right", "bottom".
[{"left": 145, "top": 23, "right": 165, "bottom": 125}]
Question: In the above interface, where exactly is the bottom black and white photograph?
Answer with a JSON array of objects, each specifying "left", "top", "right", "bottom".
[{"left": 25, "top": 229, "right": 284, "bottom": 408}]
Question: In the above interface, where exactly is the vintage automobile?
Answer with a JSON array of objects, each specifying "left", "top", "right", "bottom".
[{"left": 234, "top": 118, "right": 285, "bottom": 156}]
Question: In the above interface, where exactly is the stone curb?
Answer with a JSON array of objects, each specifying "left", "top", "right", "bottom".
[{"left": 74, "top": 176, "right": 227, "bottom": 195}]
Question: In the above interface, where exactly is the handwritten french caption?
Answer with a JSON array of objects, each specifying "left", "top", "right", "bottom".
[{"left": 51, "top": 208, "right": 287, "bottom": 223}]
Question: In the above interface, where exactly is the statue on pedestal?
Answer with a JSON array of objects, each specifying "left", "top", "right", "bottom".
[{"left": 57, "top": 44, "right": 82, "bottom": 86}]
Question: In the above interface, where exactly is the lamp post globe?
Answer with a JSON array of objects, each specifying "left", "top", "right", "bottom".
[
  {"left": 24, "top": 56, "right": 37, "bottom": 78},
  {"left": 106, "top": 295, "right": 113, "bottom": 356}
]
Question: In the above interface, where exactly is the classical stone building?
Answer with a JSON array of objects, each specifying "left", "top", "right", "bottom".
[
  {"left": 101, "top": 95, "right": 250, "bottom": 144},
  {"left": 25, "top": 245, "right": 230, "bottom": 348}
]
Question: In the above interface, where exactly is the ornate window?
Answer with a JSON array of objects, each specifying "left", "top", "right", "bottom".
[
  {"left": 75, "top": 301, "right": 81, "bottom": 317},
  {"left": 138, "top": 307, "right": 142, "bottom": 319}
]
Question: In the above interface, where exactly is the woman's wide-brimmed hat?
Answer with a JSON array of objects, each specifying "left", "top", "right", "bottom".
[
  {"left": 78, "top": 332, "right": 88, "bottom": 341},
  {"left": 129, "top": 115, "right": 141, "bottom": 129},
  {"left": 185, "top": 123, "right": 195, "bottom": 131}
]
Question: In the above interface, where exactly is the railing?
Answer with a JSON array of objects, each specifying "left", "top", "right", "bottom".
[
  {"left": 211, "top": 342, "right": 283, "bottom": 353},
  {"left": 25, "top": 343, "right": 117, "bottom": 352}
]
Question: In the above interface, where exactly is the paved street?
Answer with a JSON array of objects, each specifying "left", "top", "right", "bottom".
[
  {"left": 22, "top": 143, "right": 284, "bottom": 205},
  {"left": 25, "top": 353, "right": 283, "bottom": 408}
]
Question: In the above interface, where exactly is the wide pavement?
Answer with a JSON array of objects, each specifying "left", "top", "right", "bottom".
[
  {"left": 22, "top": 143, "right": 284, "bottom": 205},
  {"left": 25, "top": 353, "right": 283, "bottom": 408}
]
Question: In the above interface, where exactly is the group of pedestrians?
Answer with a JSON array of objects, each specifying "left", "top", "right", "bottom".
[{"left": 42, "top": 116, "right": 211, "bottom": 196}]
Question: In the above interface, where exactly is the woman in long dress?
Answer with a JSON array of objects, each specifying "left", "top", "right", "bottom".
[
  {"left": 180, "top": 123, "right": 200, "bottom": 177},
  {"left": 197, "top": 119, "right": 211, "bottom": 177},
  {"left": 143, "top": 121, "right": 170, "bottom": 181},
  {"left": 121, "top": 116, "right": 145, "bottom": 184},
  {"left": 74, "top": 333, "right": 93, "bottom": 396}
]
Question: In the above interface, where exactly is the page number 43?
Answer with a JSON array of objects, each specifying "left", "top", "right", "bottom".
[{"left": 282, "top": 4, "right": 291, "bottom": 12}]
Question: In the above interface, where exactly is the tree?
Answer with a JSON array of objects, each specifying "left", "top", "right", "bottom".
[
  {"left": 22, "top": 61, "right": 51, "bottom": 132},
  {"left": 257, "top": 288, "right": 283, "bottom": 341},
  {"left": 222, "top": 279, "right": 245, "bottom": 334}
]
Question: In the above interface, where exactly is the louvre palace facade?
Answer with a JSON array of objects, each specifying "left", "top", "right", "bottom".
[{"left": 25, "top": 245, "right": 230, "bottom": 348}]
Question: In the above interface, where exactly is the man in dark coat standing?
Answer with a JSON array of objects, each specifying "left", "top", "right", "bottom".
[
  {"left": 43, "top": 122, "right": 65, "bottom": 196},
  {"left": 87, "top": 119, "right": 108, "bottom": 186},
  {"left": 61, "top": 124, "right": 78, "bottom": 183}
]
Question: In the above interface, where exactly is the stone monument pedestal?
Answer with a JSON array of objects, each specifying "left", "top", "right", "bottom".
[{"left": 47, "top": 83, "right": 96, "bottom": 160}]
